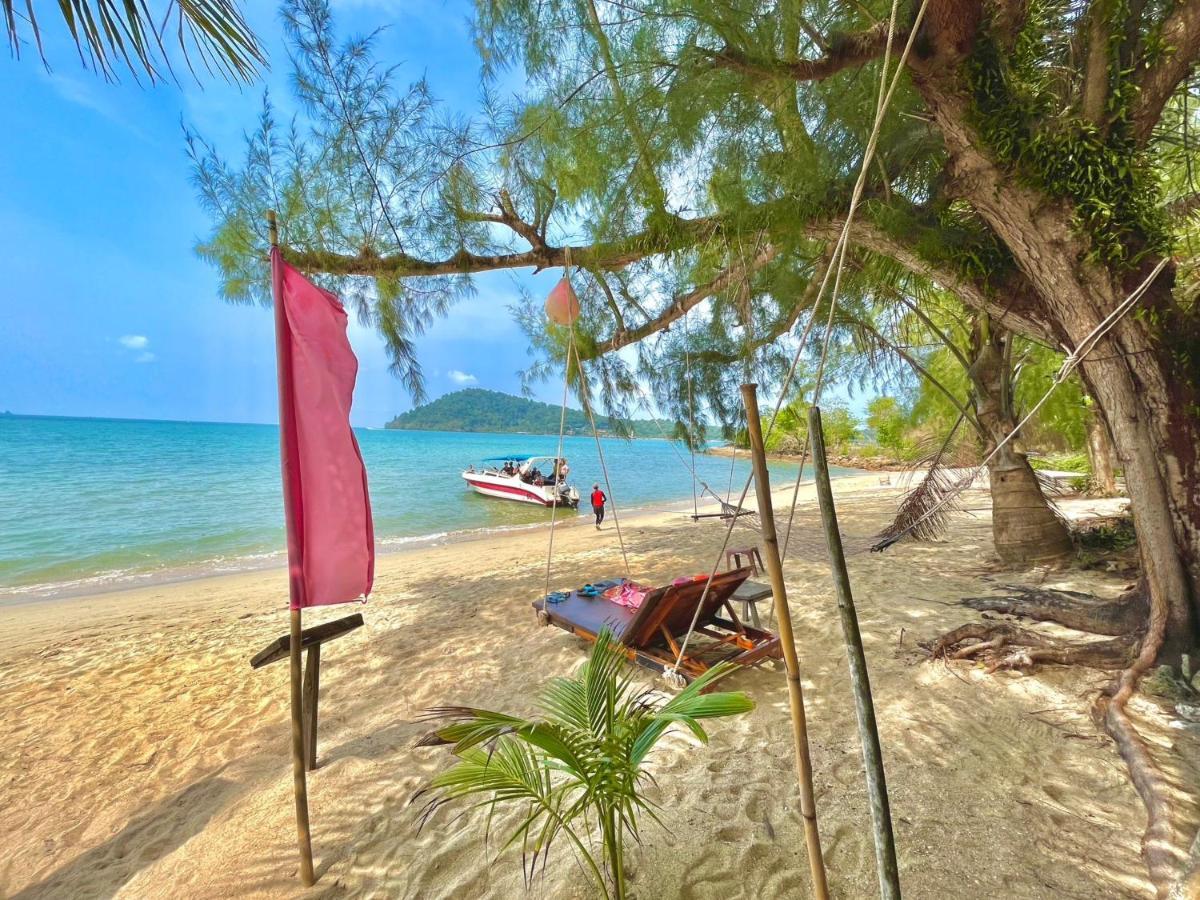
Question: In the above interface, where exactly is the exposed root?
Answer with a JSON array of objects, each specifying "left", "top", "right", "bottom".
[
  {"left": 959, "top": 583, "right": 1148, "bottom": 635},
  {"left": 931, "top": 579, "right": 1198, "bottom": 896},
  {"left": 926, "top": 622, "right": 1137, "bottom": 672},
  {"left": 1094, "top": 585, "right": 1194, "bottom": 899}
]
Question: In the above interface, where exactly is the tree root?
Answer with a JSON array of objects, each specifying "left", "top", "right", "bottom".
[
  {"left": 1093, "top": 585, "right": 1198, "bottom": 899},
  {"left": 959, "top": 583, "right": 1148, "bottom": 635},
  {"left": 926, "top": 622, "right": 1138, "bottom": 672},
  {"left": 930, "top": 580, "right": 1200, "bottom": 896}
]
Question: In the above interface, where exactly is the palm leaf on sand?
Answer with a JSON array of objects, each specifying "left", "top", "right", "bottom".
[{"left": 873, "top": 412, "right": 975, "bottom": 551}]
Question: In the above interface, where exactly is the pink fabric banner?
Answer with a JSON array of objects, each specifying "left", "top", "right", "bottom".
[{"left": 272, "top": 248, "right": 374, "bottom": 609}]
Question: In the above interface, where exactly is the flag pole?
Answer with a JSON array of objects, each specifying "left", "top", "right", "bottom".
[{"left": 269, "top": 209, "right": 316, "bottom": 886}]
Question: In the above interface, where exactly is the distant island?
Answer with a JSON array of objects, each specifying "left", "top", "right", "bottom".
[{"left": 386, "top": 388, "right": 720, "bottom": 439}]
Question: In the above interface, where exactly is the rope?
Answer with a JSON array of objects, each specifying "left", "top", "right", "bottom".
[
  {"left": 541, "top": 336, "right": 576, "bottom": 615},
  {"left": 573, "top": 332, "right": 632, "bottom": 578},
  {"left": 873, "top": 255, "right": 1169, "bottom": 551},
  {"left": 665, "top": 0, "right": 923, "bottom": 679},
  {"left": 684, "top": 306, "right": 699, "bottom": 520},
  {"left": 620, "top": 368, "right": 758, "bottom": 525}
]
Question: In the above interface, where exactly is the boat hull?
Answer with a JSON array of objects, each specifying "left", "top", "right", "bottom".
[{"left": 462, "top": 473, "right": 579, "bottom": 508}]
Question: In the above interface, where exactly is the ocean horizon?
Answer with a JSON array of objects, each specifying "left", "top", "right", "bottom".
[{"left": 0, "top": 414, "right": 847, "bottom": 603}]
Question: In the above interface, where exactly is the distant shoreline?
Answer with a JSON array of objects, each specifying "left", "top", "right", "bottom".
[{"left": 703, "top": 444, "right": 909, "bottom": 472}]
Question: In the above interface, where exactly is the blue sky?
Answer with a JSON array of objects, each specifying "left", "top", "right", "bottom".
[
  {"left": 0, "top": 0, "right": 869, "bottom": 428},
  {"left": 0, "top": 0, "right": 566, "bottom": 427}
]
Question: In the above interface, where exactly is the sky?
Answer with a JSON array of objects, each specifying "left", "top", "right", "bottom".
[
  {"left": 0, "top": 0, "right": 569, "bottom": 427},
  {"left": 0, "top": 0, "right": 868, "bottom": 428}
]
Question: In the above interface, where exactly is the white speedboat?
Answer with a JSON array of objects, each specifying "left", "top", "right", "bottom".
[{"left": 462, "top": 455, "right": 580, "bottom": 508}]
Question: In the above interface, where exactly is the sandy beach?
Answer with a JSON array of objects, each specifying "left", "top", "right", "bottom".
[{"left": 1, "top": 473, "right": 1189, "bottom": 899}]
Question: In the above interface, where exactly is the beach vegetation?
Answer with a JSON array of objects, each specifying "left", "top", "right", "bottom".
[{"left": 415, "top": 629, "right": 753, "bottom": 899}]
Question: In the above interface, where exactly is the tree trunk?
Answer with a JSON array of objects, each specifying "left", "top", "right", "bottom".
[
  {"left": 968, "top": 317, "right": 1074, "bottom": 566},
  {"left": 986, "top": 450, "right": 1075, "bottom": 565},
  {"left": 1087, "top": 409, "right": 1119, "bottom": 495},
  {"left": 914, "top": 77, "right": 1200, "bottom": 657}
]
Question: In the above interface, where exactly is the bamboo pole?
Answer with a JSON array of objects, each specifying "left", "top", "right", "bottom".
[
  {"left": 269, "top": 209, "right": 316, "bottom": 886},
  {"left": 289, "top": 609, "right": 315, "bottom": 885},
  {"left": 740, "top": 384, "right": 830, "bottom": 900},
  {"left": 808, "top": 405, "right": 900, "bottom": 900}
]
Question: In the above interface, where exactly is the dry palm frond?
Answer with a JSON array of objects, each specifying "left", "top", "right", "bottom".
[
  {"left": 698, "top": 481, "right": 760, "bottom": 528},
  {"left": 872, "top": 413, "right": 974, "bottom": 551}
]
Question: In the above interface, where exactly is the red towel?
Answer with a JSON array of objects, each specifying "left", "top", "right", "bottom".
[{"left": 272, "top": 249, "right": 374, "bottom": 609}]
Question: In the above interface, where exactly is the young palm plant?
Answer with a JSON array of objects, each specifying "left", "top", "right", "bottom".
[{"left": 414, "top": 629, "right": 754, "bottom": 899}]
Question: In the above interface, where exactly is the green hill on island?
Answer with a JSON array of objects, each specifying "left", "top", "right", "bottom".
[{"left": 385, "top": 388, "right": 717, "bottom": 439}]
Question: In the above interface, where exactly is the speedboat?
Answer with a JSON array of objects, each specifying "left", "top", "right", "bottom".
[{"left": 462, "top": 455, "right": 580, "bottom": 508}]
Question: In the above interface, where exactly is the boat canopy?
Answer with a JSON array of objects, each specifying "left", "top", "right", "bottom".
[{"left": 481, "top": 454, "right": 535, "bottom": 462}]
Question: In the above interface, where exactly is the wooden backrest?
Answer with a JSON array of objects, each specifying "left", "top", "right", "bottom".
[{"left": 622, "top": 567, "right": 753, "bottom": 648}]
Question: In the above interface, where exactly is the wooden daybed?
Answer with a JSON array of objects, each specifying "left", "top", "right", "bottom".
[{"left": 534, "top": 567, "right": 782, "bottom": 683}]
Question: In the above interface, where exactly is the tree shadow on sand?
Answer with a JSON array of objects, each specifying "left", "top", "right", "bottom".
[{"left": 13, "top": 775, "right": 240, "bottom": 900}]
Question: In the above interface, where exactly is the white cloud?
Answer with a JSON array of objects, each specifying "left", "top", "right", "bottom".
[
  {"left": 135, "top": 352, "right": 156, "bottom": 364},
  {"left": 38, "top": 71, "right": 145, "bottom": 138},
  {"left": 447, "top": 370, "right": 477, "bottom": 385},
  {"left": 119, "top": 335, "right": 149, "bottom": 349}
]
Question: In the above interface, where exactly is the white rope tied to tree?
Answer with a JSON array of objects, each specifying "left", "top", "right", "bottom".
[
  {"left": 664, "top": 0, "right": 925, "bottom": 682},
  {"left": 574, "top": 332, "right": 632, "bottom": 578},
  {"left": 872, "top": 255, "right": 1170, "bottom": 552},
  {"left": 540, "top": 334, "right": 576, "bottom": 618}
]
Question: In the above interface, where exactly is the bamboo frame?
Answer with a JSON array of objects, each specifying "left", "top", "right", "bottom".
[
  {"left": 809, "top": 405, "right": 901, "bottom": 899},
  {"left": 741, "top": 384, "right": 830, "bottom": 900}
]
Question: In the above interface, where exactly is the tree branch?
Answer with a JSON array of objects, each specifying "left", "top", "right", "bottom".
[
  {"left": 282, "top": 211, "right": 727, "bottom": 277},
  {"left": 837, "top": 219, "right": 1056, "bottom": 343},
  {"left": 1131, "top": 0, "right": 1200, "bottom": 143},
  {"left": 704, "top": 22, "right": 903, "bottom": 83},
  {"left": 586, "top": 244, "right": 777, "bottom": 357}
]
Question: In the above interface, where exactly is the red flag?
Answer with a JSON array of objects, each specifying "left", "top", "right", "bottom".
[{"left": 272, "top": 248, "right": 374, "bottom": 609}]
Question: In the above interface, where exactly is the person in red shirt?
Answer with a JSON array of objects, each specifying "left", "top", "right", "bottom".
[{"left": 590, "top": 483, "right": 607, "bottom": 529}]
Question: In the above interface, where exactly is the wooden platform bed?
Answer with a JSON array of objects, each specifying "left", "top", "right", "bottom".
[{"left": 534, "top": 567, "right": 782, "bottom": 684}]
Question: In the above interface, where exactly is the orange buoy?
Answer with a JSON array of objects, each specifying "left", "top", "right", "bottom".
[{"left": 545, "top": 277, "right": 580, "bottom": 325}]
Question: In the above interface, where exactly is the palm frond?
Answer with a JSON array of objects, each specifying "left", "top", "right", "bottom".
[
  {"left": 873, "top": 413, "right": 974, "bottom": 551},
  {"left": 4, "top": 0, "right": 264, "bottom": 83},
  {"left": 415, "top": 627, "right": 753, "bottom": 896}
]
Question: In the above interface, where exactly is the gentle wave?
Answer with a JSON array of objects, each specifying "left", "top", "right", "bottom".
[{"left": 0, "top": 416, "right": 842, "bottom": 602}]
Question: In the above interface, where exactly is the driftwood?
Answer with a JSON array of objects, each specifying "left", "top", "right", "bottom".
[
  {"left": 926, "top": 622, "right": 1139, "bottom": 671},
  {"left": 956, "top": 585, "right": 1148, "bottom": 636}
]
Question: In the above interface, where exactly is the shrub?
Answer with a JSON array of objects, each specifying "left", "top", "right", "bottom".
[{"left": 415, "top": 630, "right": 754, "bottom": 898}]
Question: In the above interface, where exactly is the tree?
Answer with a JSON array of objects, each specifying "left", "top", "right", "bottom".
[
  {"left": 192, "top": 1, "right": 1200, "bottom": 889},
  {"left": 835, "top": 282, "right": 1076, "bottom": 564},
  {"left": 416, "top": 630, "right": 753, "bottom": 899},
  {"left": 865, "top": 396, "right": 912, "bottom": 455},
  {"left": 3, "top": 1, "right": 263, "bottom": 83}
]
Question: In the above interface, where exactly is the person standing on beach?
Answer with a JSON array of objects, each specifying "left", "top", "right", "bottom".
[{"left": 590, "top": 483, "right": 606, "bottom": 529}]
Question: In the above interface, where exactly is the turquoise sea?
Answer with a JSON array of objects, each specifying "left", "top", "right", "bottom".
[{"left": 0, "top": 415, "right": 847, "bottom": 601}]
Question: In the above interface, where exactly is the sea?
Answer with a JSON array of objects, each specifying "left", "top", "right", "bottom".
[{"left": 0, "top": 415, "right": 850, "bottom": 602}]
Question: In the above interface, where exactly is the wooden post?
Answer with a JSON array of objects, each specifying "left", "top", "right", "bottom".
[
  {"left": 270, "top": 208, "right": 316, "bottom": 886},
  {"left": 303, "top": 645, "right": 321, "bottom": 771},
  {"left": 808, "top": 405, "right": 901, "bottom": 900},
  {"left": 289, "top": 608, "right": 315, "bottom": 884},
  {"left": 740, "top": 384, "right": 830, "bottom": 900}
]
